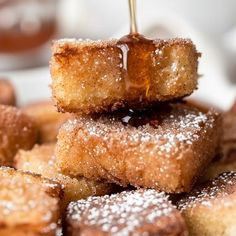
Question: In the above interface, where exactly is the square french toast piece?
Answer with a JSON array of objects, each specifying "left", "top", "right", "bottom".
[
  {"left": 56, "top": 102, "right": 221, "bottom": 193},
  {"left": 221, "top": 100, "right": 236, "bottom": 161},
  {"left": 0, "top": 167, "right": 62, "bottom": 236},
  {"left": 23, "top": 101, "right": 72, "bottom": 143},
  {"left": 14, "top": 144, "right": 117, "bottom": 209},
  {"left": 65, "top": 189, "right": 187, "bottom": 236},
  {"left": 0, "top": 105, "right": 37, "bottom": 166},
  {"left": 202, "top": 100, "right": 236, "bottom": 181},
  {"left": 177, "top": 172, "right": 236, "bottom": 236},
  {"left": 51, "top": 38, "right": 199, "bottom": 114}
]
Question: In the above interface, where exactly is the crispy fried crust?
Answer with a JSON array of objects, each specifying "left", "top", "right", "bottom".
[
  {"left": 177, "top": 172, "right": 236, "bottom": 236},
  {"left": 23, "top": 101, "right": 72, "bottom": 143},
  {"left": 56, "top": 102, "right": 221, "bottom": 193},
  {"left": 65, "top": 189, "right": 187, "bottom": 236},
  {"left": 0, "top": 79, "right": 16, "bottom": 106},
  {"left": 0, "top": 167, "right": 62, "bottom": 236},
  {"left": 14, "top": 144, "right": 117, "bottom": 209},
  {"left": 51, "top": 38, "right": 199, "bottom": 114},
  {"left": 0, "top": 105, "right": 38, "bottom": 166}
]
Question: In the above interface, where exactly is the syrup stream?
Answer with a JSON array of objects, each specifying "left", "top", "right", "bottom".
[{"left": 128, "top": 0, "right": 138, "bottom": 34}]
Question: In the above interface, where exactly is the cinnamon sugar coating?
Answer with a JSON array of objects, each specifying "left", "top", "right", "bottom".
[{"left": 51, "top": 38, "right": 199, "bottom": 114}]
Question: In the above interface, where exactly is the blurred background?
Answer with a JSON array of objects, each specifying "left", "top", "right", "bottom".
[{"left": 0, "top": 0, "right": 236, "bottom": 108}]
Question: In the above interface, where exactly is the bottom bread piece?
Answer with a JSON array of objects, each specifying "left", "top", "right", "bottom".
[
  {"left": 0, "top": 167, "right": 62, "bottom": 236},
  {"left": 65, "top": 189, "right": 187, "bottom": 236},
  {"left": 14, "top": 144, "right": 117, "bottom": 209},
  {"left": 177, "top": 172, "right": 236, "bottom": 236},
  {"left": 56, "top": 102, "right": 221, "bottom": 193}
]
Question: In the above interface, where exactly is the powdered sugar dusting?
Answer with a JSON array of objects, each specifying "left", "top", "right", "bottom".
[
  {"left": 64, "top": 103, "right": 215, "bottom": 155},
  {"left": 67, "top": 189, "right": 176, "bottom": 235},
  {"left": 178, "top": 172, "right": 236, "bottom": 211}
]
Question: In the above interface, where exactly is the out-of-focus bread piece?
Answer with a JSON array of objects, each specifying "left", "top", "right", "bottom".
[
  {"left": 56, "top": 102, "right": 221, "bottom": 193},
  {"left": 177, "top": 172, "right": 236, "bottom": 236},
  {"left": 203, "top": 159, "right": 236, "bottom": 182},
  {"left": 0, "top": 167, "right": 62, "bottom": 236},
  {"left": 14, "top": 144, "right": 118, "bottom": 208},
  {"left": 23, "top": 101, "right": 71, "bottom": 143},
  {"left": 221, "top": 100, "right": 236, "bottom": 160},
  {"left": 202, "top": 100, "right": 236, "bottom": 181},
  {"left": 0, "top": 105, "right": 37, "bottom": 166},
  {"left": 0, "top": 79, "right": 16, "bottom": 106},
  {"left": 65, "top": 189, "right": 187, "bottom": 236},
  {"left": 51, "top": 38, "right": 199, "bottom": 114}
]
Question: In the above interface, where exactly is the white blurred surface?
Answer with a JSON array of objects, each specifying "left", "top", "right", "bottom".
[
  {"left": 2, "top": 67, "right": 51, "bottom": 106},
  {"left": 57, "top": 0, "right": 236, "bottom": 39}
]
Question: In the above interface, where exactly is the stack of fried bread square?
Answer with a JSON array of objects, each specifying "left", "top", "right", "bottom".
[
  {"left": 48, "top": 37, "right": 225, "bottom": 235},
  {"left": 50, "top": 38, "right": 221, "bottom": 194}
]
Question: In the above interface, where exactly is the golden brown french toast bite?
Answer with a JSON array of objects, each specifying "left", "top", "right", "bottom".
[
  {"left": 23, "top": 101, "right": 71, "bottom": 143},
  {"left": 51, "top": 38, "right": 199, "bottom": 114},
  {"left": 0, "top": 105, "right": 37, "bottom": 166},
  {"left": 56, "top": 102, "right": 221, "bottom": 193},
  {"left": 177, "top": 172, "right": 236, "bottom": 236},
  {"left": 14, "top": 144, "right": 117, "bottom": 208},
  {"left": 0, "top": 79, "right": 16, "bottom": 106},
  {"left": 0, "top": 167, "right": 62, "bottom": 236},
  {"left": 221, "top": 100, "right": 236, "bottom": 160},
  {"left": 65, "top": 189, "right": 187, "bottom": 236},
  {"left": 202, "top": 100, "right": 236, "bottom": 181}
]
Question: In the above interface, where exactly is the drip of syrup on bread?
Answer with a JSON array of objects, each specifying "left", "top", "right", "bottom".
[{"left": 117, "top": 0, "right": 157, "bottom": 98}]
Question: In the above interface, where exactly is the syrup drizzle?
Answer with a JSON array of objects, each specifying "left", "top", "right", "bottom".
[
  {"left": 117, "top": 0, "right": 157, "bottom": 98},
  {"left": 129, "top": 0, "right": 138, "bottom": 34}
]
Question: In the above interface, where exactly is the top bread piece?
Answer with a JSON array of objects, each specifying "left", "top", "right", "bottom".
[{"left": 50, "top": 38, "right": 199, "bottom": 114}]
